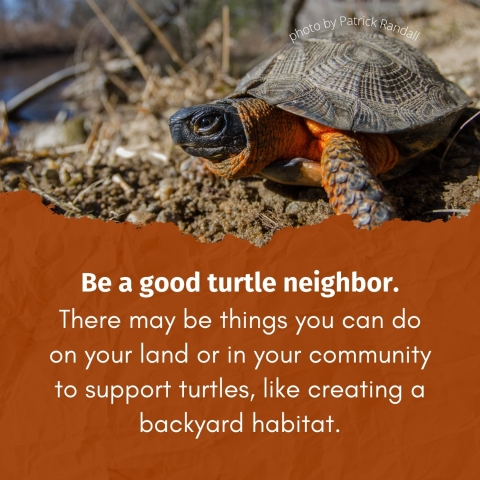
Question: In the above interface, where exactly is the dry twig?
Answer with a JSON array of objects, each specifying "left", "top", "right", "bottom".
[
  {"left": 441, "top": 110, "right": 480, "bottom": 168},
  {"left": 86, "top": 124, "right": 108, "bottom": 168},
  {"left": 72, "top": 178, "right": 106, "bottom": 205},
  {"left": 6, "top": 64, "right": 89, "bottom": 115},
  {"left": 108, "top": 73, "right": 138, "bottom": 101},
  {"left": 222, "top": 6, "right": 230, "bottom": 73},
  {"left": 0, "top": 157, "right": 25, "bottom": 166},
  {"left": 26, "top": 166, "right": 40, "bottom": 190},
  {"left": 86, "top": 0, "right": 151, "bottom": 81},
  {"left": 30, "top": 187, "right": 82, "bottom": 214},
  {"left": 112, "top": 173, "right": 135, "bottom": 199},
  {"left": 84, "top": 117, "right": 102, "bottom": 154},
  {"left": 0, "top": 101, "right": 12, "bottom": 146},
  {"left": 126, "top": 0, "right": 189, "bottom": 70},
  {"left": 101, "top": 95, "right": 121, "bottom": 129}
]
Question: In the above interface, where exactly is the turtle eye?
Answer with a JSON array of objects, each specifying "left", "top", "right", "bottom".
[{"left": 193, "top": 114, "right": 223, "bottom": 135}]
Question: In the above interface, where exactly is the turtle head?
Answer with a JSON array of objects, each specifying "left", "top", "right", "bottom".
[
  {"left": 169, "top": 97, "right": 298, "bottom": 178},
  {"left": 169, "top": 101, "right": 247, "bottom": 163}
]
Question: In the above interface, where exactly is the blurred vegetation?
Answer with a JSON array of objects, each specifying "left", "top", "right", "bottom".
[
  {"left": 0, "top": 0, "right": 286, "bottom": 57},
  {"left": 71, "top": 0, "right": 284, "bottom": 35}
]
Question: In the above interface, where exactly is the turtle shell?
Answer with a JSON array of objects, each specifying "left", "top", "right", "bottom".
[{"left": 233, "top": 32, "right": 470, "bottom": 134}]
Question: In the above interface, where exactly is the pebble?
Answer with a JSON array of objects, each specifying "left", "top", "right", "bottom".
[
  {"left": 126, "top": 210, "right": 156, "bottom": 225},
  {"left": 68, "top": 172, "right": 84, "bottom": 187},
  {"left": 112, "top": 173, "right": 135, "bottom": 199},
  {"left": 147, "top": 151, "right": 168, "bottom": 164},
  {"left": 146, "top": 203, "right": 161, "bottom": 213},
  {"left": 115, "top": 146, "right": 136, "bottom": 159},
  {"left": 59, "top": 167, "right": 71, "bottom": 185},
  {"left": 154, "top": 178, "right": 175, "bottom": 201},
  {"left": 286, "top": 202, "right": 303, "bottom": 215}
]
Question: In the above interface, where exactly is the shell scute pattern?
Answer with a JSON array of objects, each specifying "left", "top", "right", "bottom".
[{"left": 234, "top": 32, "right": 470, "bottom": 134}]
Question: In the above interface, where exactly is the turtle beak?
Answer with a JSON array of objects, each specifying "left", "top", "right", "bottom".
[
  {"left": 169, "top": 120, "right": 189, "bottom": 147},
  {"left": 169, "top": 106, "right": 199, "bottom": 147},
  {"left": 169, "top": 115, "right": 229, "bottom": 159},
  {"left": 168, "top": 102, "right": 247, "bottom": 162}
]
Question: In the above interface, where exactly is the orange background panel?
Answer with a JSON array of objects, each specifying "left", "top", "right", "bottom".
[{"left": 0, "top": 191, "right": 479, "bottom": 480}]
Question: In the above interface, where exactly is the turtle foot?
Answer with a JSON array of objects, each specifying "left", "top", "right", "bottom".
[{"left": 321, "top": 134, "right": 396, "bottom": 229}]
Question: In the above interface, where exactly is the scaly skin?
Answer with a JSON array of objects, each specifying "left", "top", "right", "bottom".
[
  {"left": 204, "top": 98, "right": 400, "bottom": 229},
  {"left": 204, "top": 99, "right": 310, "bottom": 178},
  {"left": 319, "top": 133, "right": 396, "bottom": 229}
]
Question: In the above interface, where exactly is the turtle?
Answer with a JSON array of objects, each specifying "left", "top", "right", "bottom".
[{"left": 169, "top": 32, "right": 471, "bottom": 229}]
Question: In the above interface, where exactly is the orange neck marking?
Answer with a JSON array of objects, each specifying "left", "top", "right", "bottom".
[{"left": 206, "top": 98, "right": 398, "bottom": 179}]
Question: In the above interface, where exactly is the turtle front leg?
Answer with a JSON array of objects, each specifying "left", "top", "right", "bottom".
[
  {"left": 320, "top": 133, "right": 395, "bottom": 229},
  {"left": 260, "top": 133, "right": 396, "bottom": 229}
]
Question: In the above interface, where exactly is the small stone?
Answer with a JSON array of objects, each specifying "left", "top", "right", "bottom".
[
  {"left": 147, "top": 151, "right": 168, "bottom": 164},
  {"left": 146, "top": 203, "right": 161, "bottom": 213},
  {"left": 286, "top": 202, "right": 303, "bottom": 215},
  {"left": 59, "top": 168, "right": 70, "bottom": 185},
  {"left": 67, "top": 172, "right": 83, "bottom": 186},
  {"left": 115, "top": 146, "right": 136, "bottom": 159},
  {"left": 180, "top": 157, "right": 213, "bottom": 182},
  {"left": 154, "top": 178, "right": 175, "bottom": 201},
  {"left": 126, "top": 210, "right": 156, "bottom": 225}
]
